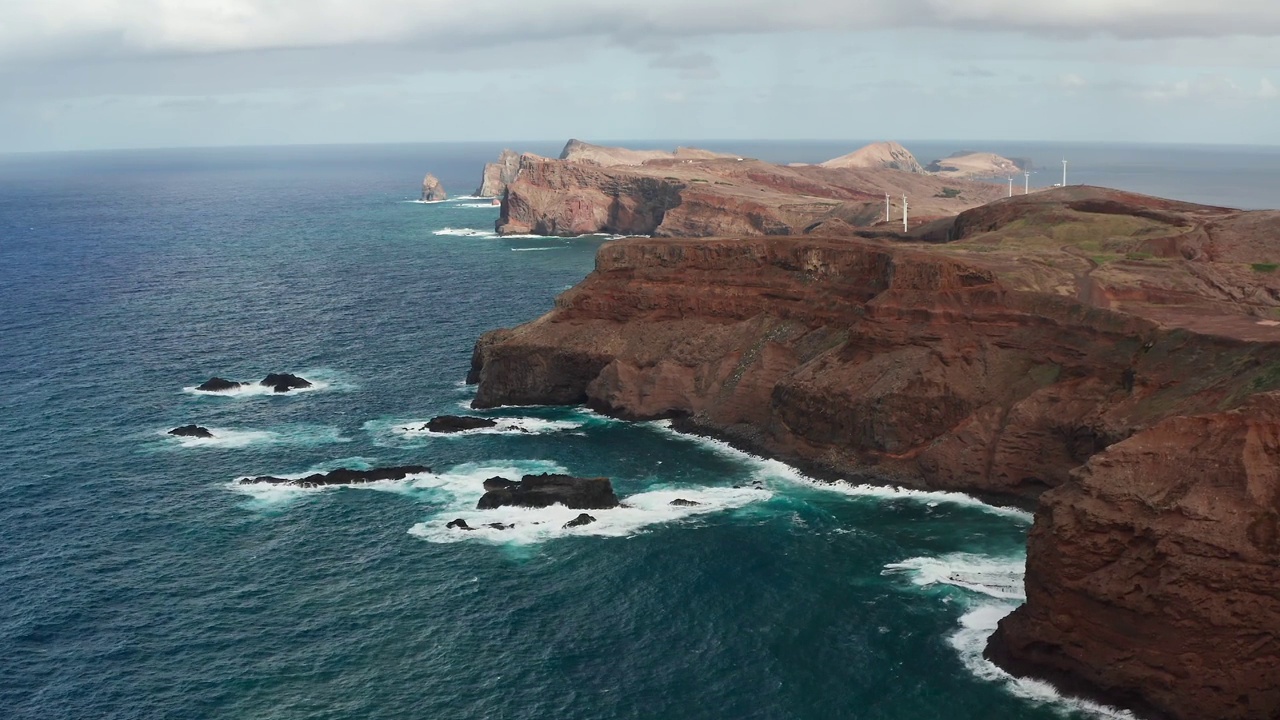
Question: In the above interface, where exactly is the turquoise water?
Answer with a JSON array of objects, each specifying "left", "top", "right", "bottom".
[{"left": 0, "top": 144, "right": 1178, "bottom": 719}]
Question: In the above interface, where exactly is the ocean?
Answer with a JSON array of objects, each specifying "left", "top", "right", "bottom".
[{"left": 2, "top": 140, "right": 1268, "bottom": 720}]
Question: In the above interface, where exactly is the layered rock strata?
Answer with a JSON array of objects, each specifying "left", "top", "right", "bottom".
[
  {"left": 986, "top": 394, "right": 1280, "bottom": 720},
  {"left": 468, "top": 187, "right": 1280, "bottom": 719}
]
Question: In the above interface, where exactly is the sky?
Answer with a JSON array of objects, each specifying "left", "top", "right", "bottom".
[{"left": 2, "top": 0, "right": 1280, "bottom": 152}]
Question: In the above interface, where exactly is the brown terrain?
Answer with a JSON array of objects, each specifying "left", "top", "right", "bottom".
[
  {"left": 466, "top": 185, "right": 1280, "bottom": 720},
  {"left": 479, "top": 140, "right": 1011, "bottom": 236}
]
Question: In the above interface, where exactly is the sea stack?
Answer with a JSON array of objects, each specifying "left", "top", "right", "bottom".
[{"left": 421, "top": 173, "right": 447, "bottom": 202}]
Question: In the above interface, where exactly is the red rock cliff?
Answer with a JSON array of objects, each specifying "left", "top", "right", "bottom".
[
  {"left": 987, "top": 395, "right": 1280, "bottom": 720},
  {"left": 469, "top": 192, "right": 1280, "bottom": 718}
]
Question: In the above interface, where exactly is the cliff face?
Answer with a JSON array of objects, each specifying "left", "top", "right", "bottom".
[
  {"left": 470, "top": 190, "right": 1280, "bottom": 718},
  {"left": 475, "top": 149, "right": 522, "bottom": 197},
  {"left": 987, "top": 395, "right": 1280, "bottom": 720},
  {"left": 471, "top": 233, "right": 1280, "bottom": 497},
  {"left": 421, "top": 173, "right": 446, "bottom": 202},
  {"left": 497, "top": 157, "right": 685, "bottom": 236}
]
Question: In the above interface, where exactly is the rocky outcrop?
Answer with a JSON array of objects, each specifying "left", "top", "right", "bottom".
[
  {"left": 475, "top": 149, "right": 522, "bottom": 197},
  {"left": 469, "top": 189, "right": 1280, "bottom": 717},
  {"left": 195, "top": 377, "right": 241, "bottom": 392},
  {"left": 168, "top": 425, "right": 213, "bottom": 438},
  {"left": 423, "top": 415, "right": 497, "bottom": 433},
  {"left": 819, "top": 141, "right": 926, "bottom": 173},
  {"left": 476, "top": 473, "right": 620, "bottom": 510},
  {"left": 421, "top": 173, "right": 446, "bottom": 202},
  {"left": 563, "top": 513, "right": 597, "bottom": 528},
  {"left": 241, "top": 465, "right": 431, "bottom": 488},
  {"left": 986, "top": 394, "right": 1280, "bottom": 720},
  {"left": 260, "top": 373, "right": 312, "bottom": 393}
]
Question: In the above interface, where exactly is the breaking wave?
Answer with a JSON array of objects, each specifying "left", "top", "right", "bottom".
[
  {"left": 158, "top": 425, "right": 349, "bottom": 449},
  {"left": 884, "top": 553, "right": 1137, "bottom": 719},
  {"left": 182, "top": 369, "right": 355, "bottom": 398},
  {"left": 432, "top": 227, "right": 496, "bottom": 238},
  {"left": 390, "top": 417, "right": 584, "bottom": 438},
  {"left": 407, "top": 462, "right": 773, "bottom": 546},
  {"left": 647, "top": 420, "right": 1034, "bottom": 522}
]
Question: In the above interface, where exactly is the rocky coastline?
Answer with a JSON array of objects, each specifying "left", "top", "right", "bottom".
[{"left": 466, "top": 186, "right": 1280, "bottom": 720}]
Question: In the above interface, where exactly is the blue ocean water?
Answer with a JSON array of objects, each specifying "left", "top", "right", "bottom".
[{"left": 4, "top": 140, "right": 1262, "bottom": 720}]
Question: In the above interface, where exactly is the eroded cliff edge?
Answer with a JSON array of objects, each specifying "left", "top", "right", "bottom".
[{"left": 468, "top": 187, "right": 1280, "bottom": 719}]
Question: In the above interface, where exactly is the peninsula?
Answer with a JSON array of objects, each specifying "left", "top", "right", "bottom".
[
  {"left": 467, "top": 185, "right": 1280, "bottom": 720},
  {"left": 474, "top": 140, "right": 1021, "bottom": 237}
]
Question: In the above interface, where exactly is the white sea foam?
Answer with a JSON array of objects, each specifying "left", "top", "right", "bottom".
[
  {"left": 393, "top": 416, "right": 585, "bottom": 438},
  {"left": 646, "top": 420, "right": 1034, "bottom": 522},
  {"left": 229, "top": 457, "right": 435, "bottom": 507},
  {"left": 162, "top": 427, "right": 277, "bottom": 448},
  {"left": 432, "top": 227, "right": 497, "bottom": 238},
  {"left": 184, "top": 379, "right": 328, "bottom": 397},
  {"left": 408, "top": 468, "right": 772, "bottom": 546},
  {"left": 456, "top": 203, "right": 502, "bottom": 209},
  {"left": 883, "top": 553, "right": 1026, "bottom": 600},
  {"left": 510, "top": 246, "right": 565, "bottom": 252},
  {"left": 405, "top": 199, "right": 449, "bottom": 204},
  {"left": 182, "top": 370, "right": 354, "bottom": 398},
  {"left": 160, "top": 425, "right": 350, "bottom": 449},
  {"left": 885, "top": 552, "right": 1136, "bottom": 719},
  {"left": 951, "top": 602, "right": 1138, "bottom": 719}
]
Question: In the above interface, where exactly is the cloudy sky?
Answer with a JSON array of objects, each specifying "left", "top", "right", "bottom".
[{"left": 2, "top": 0, "right": 1279, "bottom": 152}]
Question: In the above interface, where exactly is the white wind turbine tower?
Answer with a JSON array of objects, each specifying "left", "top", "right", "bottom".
[
  {"left": 1024, "top": 170, "right": 1031, "bottom": 194},
  {"left": 885, "top": 192, "right": 890, "bottom": 223},
  {"left": 1007, "top": 177, "right": 1014, "bottom": 197},
  {"left": 902, "top": 194, "right": 909, "bottom": 232},
  {"left": 1062, "top": 159, "right": 1068, "bottom": 187}
]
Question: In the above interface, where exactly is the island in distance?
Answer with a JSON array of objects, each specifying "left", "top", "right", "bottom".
[{"left": 455, "top": 139, "right": 1027, "bottom": 238}]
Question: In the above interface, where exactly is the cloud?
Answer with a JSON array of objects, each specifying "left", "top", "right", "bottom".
[
  {"left": 1139, "top": 74, "right": 1280, "bottom": 101},
  {"left": 649, "top": 51, "right": 720, "bottom": 80},
  {"left": 1057, "top": 73, "right": 1088, "bottom": 89},
  {"left": 3, "top": 0, "right": 1280, "bottom": 68}
]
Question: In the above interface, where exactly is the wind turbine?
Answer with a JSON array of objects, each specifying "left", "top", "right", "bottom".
[
  {"left": 1024, "top": 170, "right": 1031, "bottom": 194},
  {"left": 1008, "top": 177, "right": 1014, "bottom": 197},
  {"left": 885, "top": 192, "right": 890, "bottom": 223},
  {"left": 1062, "top": 159, "right": 1068, "bottom": 187},
  {"left": 902, "top": 194, "right": 909, "bottom": 232}
]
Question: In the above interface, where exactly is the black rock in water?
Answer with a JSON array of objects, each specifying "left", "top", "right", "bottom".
[
  {"left": 425, "top": 415, "right": 498, "bottom": 433},
  {"left": 483, "top": 476, "right": 520, "bottom": 491},
  {"left": 476, "top": 473, "right": 620, "bottom": 511},
  {"left": 563, "top": 513, "right": 597, "bottom": 529},
  {"left": 240, "top": 465, "right": 431, "bottom": 488},
  {"left": 169, "top": 425, "right": 214, "bottom": 438},
  {"left": 487, "top": 523, "right": 513, "bottom": 530},
  {"left": 195, "top": 377, "right": 241, "bottom": 392},
  {"left": 446, "top": 518, "right": 473, "bottom": 530},
  {"left": 669, "top": 498, "right": 701, "bottom": 507},
  {"left": 260, "top": 373, "right": 312, "bottom": 393}
]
